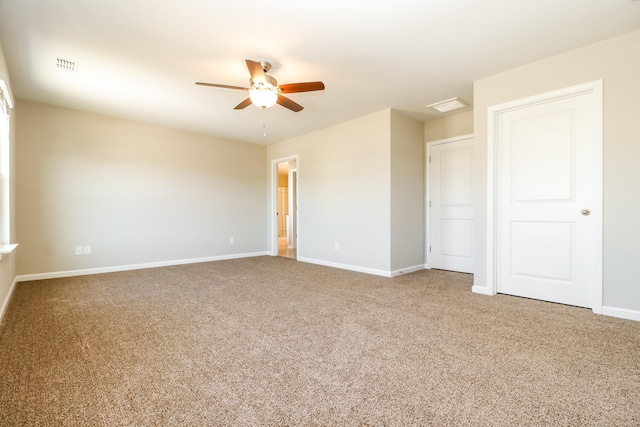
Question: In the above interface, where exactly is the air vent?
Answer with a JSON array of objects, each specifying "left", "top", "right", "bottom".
[
  {"left": 426, "top": 97, "right": 467, "bottom": 113},
  {"left": 55, "top": 57, "right": 79, "bottom": 73}
]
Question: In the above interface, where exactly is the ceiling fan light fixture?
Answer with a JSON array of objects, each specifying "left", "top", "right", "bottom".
[
  {"left": 197, "top": 59, "right": 324, "bottom": 113},
  {"left": 249, "top": 87, "right": 278, "bottom": 109},
  {"left": 427, "top": 97, "right": 467, "bottom": 113}
]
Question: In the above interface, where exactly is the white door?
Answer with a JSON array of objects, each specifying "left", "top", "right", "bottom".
[
  {"left": 495, "top": 84, "right": 601, "bottom": 308},
  {"left": 428, "top": 136, "right": 474, "bottom": 273}
]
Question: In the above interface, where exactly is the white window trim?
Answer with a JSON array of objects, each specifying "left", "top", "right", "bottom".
[{"left": 0, "top": 79, "right": 15, "bottom": 251}]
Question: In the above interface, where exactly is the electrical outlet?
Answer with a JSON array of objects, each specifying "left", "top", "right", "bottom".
[
  {"left": 83, "top": 245, "right": 91, "bottom": 255},
  {"left": 230, "top": 237, "right": 235, "bottom": 244},
  {"left": 334, "top": 242, "right": 339, "bottom": 250},
  {"left": 75, "top": 246, "right": 83, "bottom": 255}
]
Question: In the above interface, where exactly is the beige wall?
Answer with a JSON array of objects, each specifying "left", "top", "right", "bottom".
[
  {"left": 390, "top": 110, "right": 425, "bottom": 271},
  {"left": 424, "top": 110, "right": 473, "bottom": 142},
  {"left": 0, "top": 41, "right": 17, "bottom": 319},
  {"left": 268, "top": 108, "right": 425, "bottom": 275},
  {"left": 16, "top": 101, "right": 268, "bottom": 276},
  {"left": 473, "top": 29, "right": 640, "bottom": 313},
  {"left": 268, "top": 109, "right": 392, "bottom": 273}
]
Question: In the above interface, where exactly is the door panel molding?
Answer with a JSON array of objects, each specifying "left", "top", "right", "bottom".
[{"left": 484, "top": 80, "right": 602, "bottom": 313}]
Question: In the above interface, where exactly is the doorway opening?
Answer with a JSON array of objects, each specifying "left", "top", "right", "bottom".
[{"left": 272, "top": 156, "right": 298, "bottom": 259}]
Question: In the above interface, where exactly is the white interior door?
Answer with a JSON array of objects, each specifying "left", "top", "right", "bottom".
[
  {"left": 495, "top": 84, "right": 601, "bottom": 308},
  {"left": 428, "top": 136, "right": 474, "bottom": 273}
]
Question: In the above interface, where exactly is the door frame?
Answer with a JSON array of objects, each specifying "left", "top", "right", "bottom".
[
  {"left": 485, "top": 80, "right": 603, "bottom": 313},
  {"left": 270, "top": 155, "right": 299, "bottom": 256},
  {"left": 425, "top": 134, "right": 474, "bottom": 270}
]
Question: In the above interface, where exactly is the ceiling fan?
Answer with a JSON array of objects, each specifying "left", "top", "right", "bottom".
[{"left": 196, "top": 59, "right": 325, "bottom": 112}]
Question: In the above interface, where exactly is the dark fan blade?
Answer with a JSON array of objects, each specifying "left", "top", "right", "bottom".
[
  {"left": 277, "top": 95, "right": 303, "bottom": 112},
  {"left": 195, "top": 82, "right": 248, "bottom": 91},
  {"left": 279, "top": 82, "right": 325, "bottom": 94},
  {"left": 234, "top": 98, "right": 253, "bottom": 110},
  {"left": 246, "top": 59, "right": 266, "bottom": 84}
]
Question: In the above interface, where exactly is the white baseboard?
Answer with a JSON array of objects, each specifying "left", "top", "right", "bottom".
[
  {"left": 602, "top": 306, "right": 640, "bottom": 322},
  {"left": 16, "top": 251, "right": 270, "bottom": 282},
  {"left": 297, "top": 257, "right": 393, "bottom": 277},
  {"left": 390, "top": 264, "right": 426, "bottom": 277},
  {"left": 467, "top": 287, "right": 639, "bottom": 322},
  {"left": 0, "top": 275, "right": 18, "bottom": 323},
  {"left": 472, "top": 285, "right": 495, "bottom": 296},
  {"left": 13, "top": 254, "right": 640, "bottom": 324}
]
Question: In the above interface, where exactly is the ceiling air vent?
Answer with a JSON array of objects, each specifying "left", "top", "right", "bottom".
[
  {"left": 55, "top": 57, "right": 79, "bottom": 73},
  {"left": 426, "top": 97, "right": 467, "bottom": 113}
]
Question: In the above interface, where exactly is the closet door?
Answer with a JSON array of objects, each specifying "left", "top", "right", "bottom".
[{"left": 429, "top": 136, "right": 474, "bottom": 274}]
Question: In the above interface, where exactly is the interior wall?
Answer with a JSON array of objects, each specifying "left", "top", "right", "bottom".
[
  {"left": 267, "top": 109, "right": 392, "bottom": 274},
  {"left": 16, "top": 101, "right": 268, "bottom": 276},
  {"left": 390, "top": 110, "right": 425, "bottom": 271},
  {"left": 424, "top": 110, "right": 473, "bottom": 142},
  {"left": 0, "top": 40, "right": 17, "bottom": 319},
  {"left": 473, "top": 29, "right": 640, "bottom": 314}
]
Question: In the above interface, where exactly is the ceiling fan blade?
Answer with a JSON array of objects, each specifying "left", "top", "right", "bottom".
[
  {"left": 277, "top": 95, "right": 303, "bottom": 112},
  {"left": 279, "top": 82, "right": 325, "bottom": 94},
  {"left": 234, "top": 98, "right": 253, "bottom": 110},
  {"left": 246, "top": 59, "right": 267, "bottom": 84},
  {"left": 195, "top": 82, "right": 248, "bottom": 91}
]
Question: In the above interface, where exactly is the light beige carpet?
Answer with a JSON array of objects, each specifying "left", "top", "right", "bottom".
[{"left": 0, "top": 256, "right": 638, "bottom": 426}]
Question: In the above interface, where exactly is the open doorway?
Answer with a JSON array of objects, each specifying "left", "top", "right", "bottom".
[{"left": 273, "top": 157, "right": 298, "bottom": 259}]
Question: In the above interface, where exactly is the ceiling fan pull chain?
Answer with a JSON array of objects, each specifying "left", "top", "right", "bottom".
[{"left": 262, "top": 107, "right": 269, "bottom": 137}]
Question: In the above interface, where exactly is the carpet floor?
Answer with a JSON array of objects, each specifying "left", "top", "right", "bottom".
[{"left": 0, "top": 256, "right": 638, "bottom": 426}]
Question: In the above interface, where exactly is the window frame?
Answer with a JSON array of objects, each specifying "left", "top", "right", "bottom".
[{"left": 0, "top": 79, "right": 16, "bottom": 256}]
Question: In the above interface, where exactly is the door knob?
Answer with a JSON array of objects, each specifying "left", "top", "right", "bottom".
[{"left": 581, "top": 209, "right": 591, "bottom": 216}]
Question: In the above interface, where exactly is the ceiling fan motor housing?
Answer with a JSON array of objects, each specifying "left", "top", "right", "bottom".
[{"left": 259, "top": 61, "right": 272, "bottom": 73}]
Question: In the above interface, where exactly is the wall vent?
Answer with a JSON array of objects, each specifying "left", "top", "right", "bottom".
[{"left": 55, "top": 57, "right": 79, "bottom": 73}]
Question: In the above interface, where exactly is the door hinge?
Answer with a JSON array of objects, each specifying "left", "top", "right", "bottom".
[
  {"left": 429, "top": 201, "right": 431, "bottom": 208},
  {"left": 429, "top": 156, "right": 431, "bottom": 163},
  {"left": 429, "top": 246, "right": 431, "bottom": 252}
]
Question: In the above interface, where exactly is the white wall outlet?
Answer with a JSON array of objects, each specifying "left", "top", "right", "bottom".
[
  {"left": 230, "top": 237, "right": 235, "bottom": 244},
  {"left": 83, "top": 245, "right": 91, "bottom": 255},
  {"left": 334, "top": 242, "right": 339, "bottom": 250},
  {"left": 75, "top": 246, "right": 83, "bottom": 255}
]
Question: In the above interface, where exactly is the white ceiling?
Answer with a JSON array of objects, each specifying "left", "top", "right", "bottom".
[{"left": 1, "top": 0, "right": 639, "bottom": 145}]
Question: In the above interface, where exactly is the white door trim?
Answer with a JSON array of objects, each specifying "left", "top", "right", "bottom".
[
  {"left": 270, "top": 155, "right": 299, "bottom": 256},
  {"left": 485, "top": 80, "right": 603, "bottom": 313},
  {"left": 425, "top": 134, "right": 474, "bottom": 270}
]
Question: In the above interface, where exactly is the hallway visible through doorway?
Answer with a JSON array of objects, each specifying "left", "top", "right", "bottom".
[
  {"left": 274, "top": 157, "right": 297, "bottom": 260},
  {"left": 278, "top": 237, "right": 296, "bottom": 259}
]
